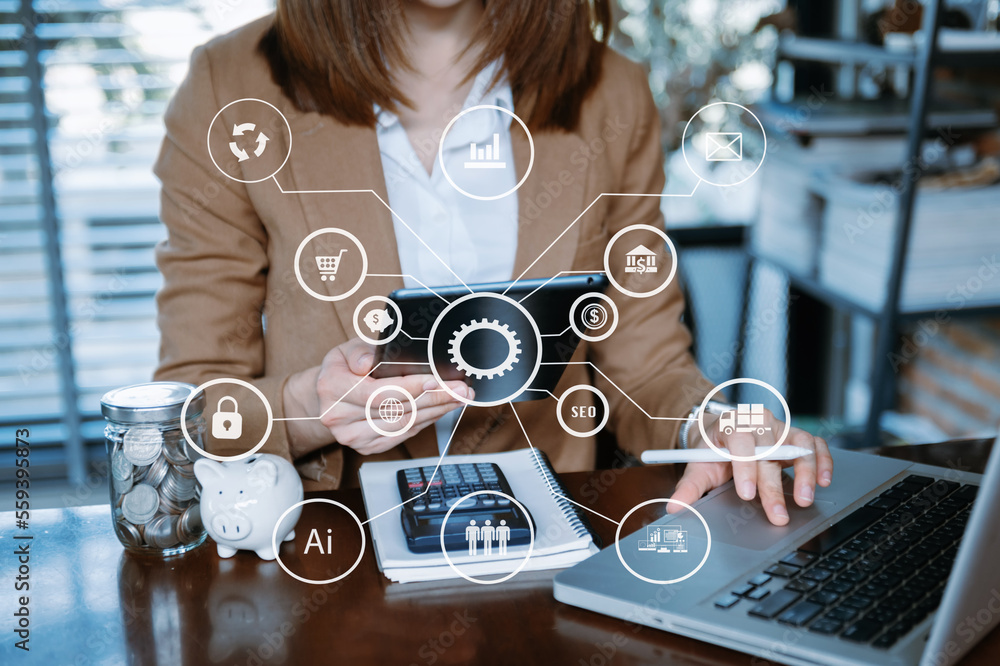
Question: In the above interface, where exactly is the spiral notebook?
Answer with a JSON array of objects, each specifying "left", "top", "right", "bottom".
[{"left": 359, "top": 449, "right": 601, "bottom": 583}]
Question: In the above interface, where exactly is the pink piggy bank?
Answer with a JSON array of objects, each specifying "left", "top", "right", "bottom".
[{"left": 194, "top": 454, "right": 303, "bottom": 560}]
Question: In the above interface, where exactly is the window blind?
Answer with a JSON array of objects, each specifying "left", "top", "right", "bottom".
[{"left": 0, "top": 0, "right": 272, "bottom": 484}]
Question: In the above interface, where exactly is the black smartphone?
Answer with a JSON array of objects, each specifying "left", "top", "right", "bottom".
[{"left": 371, "top": 274, "right": 610, "bottom": 404}]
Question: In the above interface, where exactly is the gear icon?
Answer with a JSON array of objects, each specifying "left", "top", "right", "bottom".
[{"left": 448, "top": 318, "right": 521, "bottom": 380}]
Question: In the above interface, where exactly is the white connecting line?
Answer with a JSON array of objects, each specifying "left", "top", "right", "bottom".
[
  {"left": 511, "top": 404, "right": 621, "bottom": 527},
  {"left": 540, "top": 325, "right": 573, "bottom": 338},
  {"left": 274, "top": 360, "right": 429, "bottom": 422},
  {"left": 542, "top": 361, "right": 699, "bottom": 422},
  {"left": 272, "top": 176, "right": 473, "bottom": 293},
  {"left": 270, "top": 174, "right": 705, "bottom": 527},
  {"left": 367, "top": 273, "right": 450, "bottom": 303},
  {"left": 502, "top": 180, "right": 702, "bottom": 295},
  {"left": 359, "top": 405, "right": 468, "bottom": 527}
]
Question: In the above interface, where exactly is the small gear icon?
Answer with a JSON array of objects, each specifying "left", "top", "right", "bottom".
[{"left": 448, "top": 318, "right": 521, "bottom": 380}]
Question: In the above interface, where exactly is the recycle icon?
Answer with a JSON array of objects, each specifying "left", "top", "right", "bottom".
[{"left": 228, "top": 122, "right": 269, "bottom": 162}]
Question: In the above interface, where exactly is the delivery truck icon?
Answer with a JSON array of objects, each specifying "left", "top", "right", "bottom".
[{"left": 719, "top": 403, "right": 772, "bottom": 436}]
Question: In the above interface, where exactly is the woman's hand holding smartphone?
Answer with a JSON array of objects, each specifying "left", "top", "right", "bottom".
[{"left": 283, "top": 338, "right": 472, "bottom": 458}]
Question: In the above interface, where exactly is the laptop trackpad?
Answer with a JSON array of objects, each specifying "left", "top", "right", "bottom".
[{"left": 692, "top": 473, "right": 840, "bottom": 551}]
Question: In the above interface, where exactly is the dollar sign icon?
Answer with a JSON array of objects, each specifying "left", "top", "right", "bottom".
[{"left": 582, "top": 304, "right": 607, "bottom": 330}]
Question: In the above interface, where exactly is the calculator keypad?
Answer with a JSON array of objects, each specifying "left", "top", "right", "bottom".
[{"left": 399, "top": 463, "right": 508, "bottom": 513}]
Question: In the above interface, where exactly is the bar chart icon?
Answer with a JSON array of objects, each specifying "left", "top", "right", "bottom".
[{"left": 464, "top": 133, "right": 506, "bottom": 169}]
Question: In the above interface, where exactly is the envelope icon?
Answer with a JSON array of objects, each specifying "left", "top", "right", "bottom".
[{"left": 705, "top": 132, "right": 743, "bottom": 162}]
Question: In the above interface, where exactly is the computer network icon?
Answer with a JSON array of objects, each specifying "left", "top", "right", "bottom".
[{"left": 637, "top": 524, "right": 688, "bottom": 554}]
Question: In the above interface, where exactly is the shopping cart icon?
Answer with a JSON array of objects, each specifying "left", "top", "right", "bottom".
[{"left": 315, "top": 249, "right": 347, "bottom": 282}]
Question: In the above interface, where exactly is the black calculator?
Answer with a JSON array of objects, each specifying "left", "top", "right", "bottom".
[{"left": 397, "top": 462, "right": 533, "bottom": 553}]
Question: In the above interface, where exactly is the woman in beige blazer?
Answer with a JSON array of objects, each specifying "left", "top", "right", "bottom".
[{"left": 153, "top": 0, "right": 831, "bottom": 526}]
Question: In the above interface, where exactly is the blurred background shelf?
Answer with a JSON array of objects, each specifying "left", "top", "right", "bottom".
[{"left": 751, "top": 0, "right": 1000, "bottom": 448}]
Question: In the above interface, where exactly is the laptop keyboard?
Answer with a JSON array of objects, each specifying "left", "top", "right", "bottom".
[{"left": 713, "top": 474, "right": 978, "bottom": 649}]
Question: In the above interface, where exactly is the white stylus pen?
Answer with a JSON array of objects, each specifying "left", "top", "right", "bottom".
[{"left": 640, "top": 445, "right": 815, "bottom": 464}]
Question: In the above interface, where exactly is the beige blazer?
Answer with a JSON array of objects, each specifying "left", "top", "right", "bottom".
[{"left": 153, "top": 16, "right": 713, "bottom": 490}]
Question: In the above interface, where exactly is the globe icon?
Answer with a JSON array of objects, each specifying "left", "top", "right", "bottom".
[{"left": 378, "top": 397, "right": 405, "bottom": 424}]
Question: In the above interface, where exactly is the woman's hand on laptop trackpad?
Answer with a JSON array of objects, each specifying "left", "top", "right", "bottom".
[{"left": 667, "top": 410, "right": 833, "bottom": 527}]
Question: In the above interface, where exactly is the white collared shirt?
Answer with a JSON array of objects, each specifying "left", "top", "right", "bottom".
[{"left": 375, "top": 61, "right": 519, "bottom": 452}]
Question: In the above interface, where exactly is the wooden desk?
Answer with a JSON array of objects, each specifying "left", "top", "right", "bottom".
[{"left": 4, "top": 440, "right": 996, "bottom": 665}]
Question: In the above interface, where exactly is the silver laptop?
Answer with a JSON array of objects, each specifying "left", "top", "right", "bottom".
[{"left": 554, "top": 437, "right": 1000, "bottom": 666}]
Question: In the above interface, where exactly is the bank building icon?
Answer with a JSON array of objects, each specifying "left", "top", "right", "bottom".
[{"left": 624, "top": 245, "right": 657, "bottom": 274}]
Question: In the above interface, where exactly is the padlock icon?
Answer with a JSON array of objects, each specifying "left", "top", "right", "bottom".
[{"left": 212, "top": 396, "right": 243, "bottom": 440}]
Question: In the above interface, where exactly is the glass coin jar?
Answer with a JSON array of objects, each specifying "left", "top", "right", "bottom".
[{"left": 101, "top": 382, "right": 208, "bottom": 556}]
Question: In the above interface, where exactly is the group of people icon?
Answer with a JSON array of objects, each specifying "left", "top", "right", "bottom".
[{"left": 465, "top": 519, "right": 510, "bottom": 557}]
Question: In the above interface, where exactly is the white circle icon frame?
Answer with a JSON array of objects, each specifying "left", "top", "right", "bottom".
[
  {"left": 440, "top": 490, "right": 535, "bottom": 585},
  {"left": 556, "top": 384, "right": 610, "bottom": 438},
  {"left": 681, "top": 101, "right": 767, "bottom": 188},
  {"left": 179, "top": 377, "right": 273, "bottom": 462},
  {"left": 206, "top": 98, "right": 292, "bottom": 184},
  {"left": 603, "top": 224, "right": 678, "bottom": 299},
  {"left": 353, "top": 295, "right": 403, "bottom": 346},
  {"left": 272, "top": 498, "right": 366, "bottom": 585},
  {"left": 569, "top": 292, "right": 619, "bottom": 342},
  {"left": 615, "top": 498, "right": 712, "bottom": 585},
  {"left": 365, "top": 385, "right": 418, "bottom": 438},
  {"left": 293, "top": 227, "right": 369, "bottom": 302},
  {"left": 428, "top": 292, "right": 543, "bottom": 407},
  {"left": 438, "top": 104, "right": 534, "bottom": 201},
  {"left": 697, "top": 378, "right": 791, "bottom": 462}
]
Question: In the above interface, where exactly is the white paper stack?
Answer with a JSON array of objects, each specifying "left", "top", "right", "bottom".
[
  {"left": 815, "top": 169, "right": 1000, "bottom": 312},
  {"left": 753, "top": 135, "right": 908, "bottom": 276},
  {"left": 359, "top": 449, "right": 599, "bottom": 584}
]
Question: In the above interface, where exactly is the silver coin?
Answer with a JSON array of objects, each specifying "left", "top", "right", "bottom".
[
  {"left": 111, "top": 450, "right": 133, "bottom": 481},
  {"left": 116, "top": 520, "right": 143, "bottom": 547},
  {"left": 159, "top": 468, "right": 181, "bottom": 501},
  {"left": 116, "top": 519, "right": 143, "bottom": 548},
  {"left": 158, "top": 491, "right": 185, "bottom": 515},
  {"left": 162, "top": 436, "right": 189, "bottom": 465},
  {"left": 113, "top": 472, "right": 133, "bottom": 495},
  {"left": 144, "top": 456, "right": 169, "bottom": 489},
  {"left": 173, "top": 461, "right": 196, "bottom": 479},
  {"left": 159, "top": 472, "right": 178, "bottom": 501},
  {"left": 168, "top": 467, "right": 198, "bottom": 501},
  {"left": 123, "top": 427, "right": 163, "bottom": 467},
  {"left": 121, "top": 483, "right": 159, "bottom": 525},
  {"left": 178, "top": 503, "right": 203, "bottom": 543},
  {"left": 146, "top": 515, "right": 180, "bottom": 549},
  {"left": 181, "top": 436, "right": 203, "bottom": 463}
]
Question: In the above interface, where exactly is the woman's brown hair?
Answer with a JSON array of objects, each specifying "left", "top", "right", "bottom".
[{"left": 259, "top": 0, "right": 612, "bottom": 131}]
